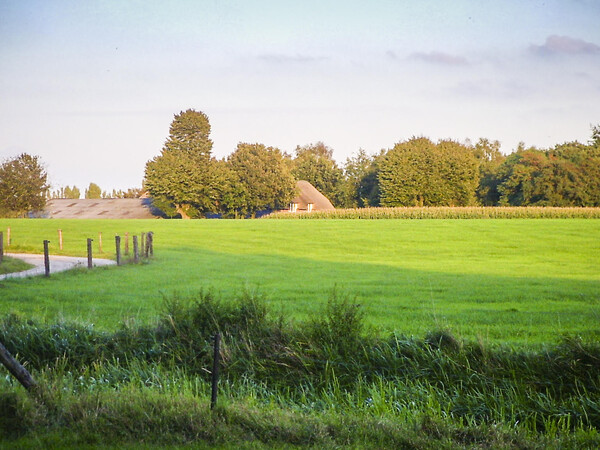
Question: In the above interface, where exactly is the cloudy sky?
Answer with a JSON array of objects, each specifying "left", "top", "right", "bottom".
[{"left": 1, "top": 0, "right": 599, "bottom": 192}]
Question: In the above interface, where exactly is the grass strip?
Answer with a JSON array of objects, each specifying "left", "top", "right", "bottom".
[{"left": 0, "top": 256, "right": 33, "bottom": 275}]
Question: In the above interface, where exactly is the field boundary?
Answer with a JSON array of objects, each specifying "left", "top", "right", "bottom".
[{"left": 265, "top": 206, "right": 600, "bottom": 219}]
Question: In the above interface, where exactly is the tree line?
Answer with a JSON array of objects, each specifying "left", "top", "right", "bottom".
[
  {"left": 145, "top": 109, "right": 600, "bottom": 217},
  {"left": 1, "top": 108, "right": 598, "bottom": 218},
  {"left": 48, "top": 184, "right": 143, "bottom": 200}
]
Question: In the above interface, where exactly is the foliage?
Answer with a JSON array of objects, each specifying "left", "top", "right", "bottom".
[
  {"left": 49, "top": 185, "right": 81, "bottom": 199},
  {"left": 590, "top": 123, "right": 600, "bottom": 147},
  {"left": 64, "top": 185, "right": 81, "bottom": 199},
  {"left": 227, "top": 143, "right": 296, "bottom": 216},
  {"left": 342, "top": 149, "right": 381, "bottom": 207},
  {"left": 1, "top": 296, "right": 600, "bottom": 447},
  {"left": 291, "top": 142, "right": 346, "bottom": 207},
  {"left": 378, "top": 138, "right": 479, "bottom": 207},
  {"left": 495, "top": 142, "right": 600, "bottom": 207},
  {"left": 212, "top": 159, "right": 249, "bottom": 218},
  {"left": 144, "top": 109, "right": 219, "bottom": 218},
  {"left": 84, "top": 182, "right": 102, "bottom": 199},
  {"left": 471, "top": 138, "right": 505, "bottom": 205},
  {"left": 104, "top": 187, "right": 143, "bottom": 199},
  {"left": 0, "top": 153, "right": 49, "bottom": 217}
]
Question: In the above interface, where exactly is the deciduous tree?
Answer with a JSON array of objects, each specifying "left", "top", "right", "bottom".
[
  {"left": 85, "top": 182, "right": 102, "bottom": 199},
  {"left": 496, "top": 140, "right": 600, "bottom": 206},
  {"left": 228, "top": 143, "right": 296, "bottom": 216},
  {"left": 144, "top": 109, "right": 219, "bottom": 218},
  {"left": 378, "top": 138, "right": 478, "bottom": 207},
  {"left": 0, "top": 153, "right": 49, "bottom": 217},
  {"left": 342, "top": 149, "right": 381, "bottom": 207},
  {"left": 64, "top": 185, "right": 81, "bottom": 199},
  {"left": 471, "top": 138, "right": 505, "bottom": 206}
]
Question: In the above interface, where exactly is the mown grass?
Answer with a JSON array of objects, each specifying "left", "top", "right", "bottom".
[
  {"left": 1, "top": 294, "right": 599, "bottom": 448},
  {"left": 266, "top": 206, "right": 600, "bottom": 219},
  {"left": 0, "top": 256, "right": 33, "bottom": 275},
  {"left": 0, "top": 218, "right": 598, "bottom": 344}
]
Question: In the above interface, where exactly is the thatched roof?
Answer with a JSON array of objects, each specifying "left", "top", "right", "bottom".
[
  {"left": 291, "top": 180, "right": 335, "bottom": 211},
  {"left": 43, "top": 198, "right": 163, "bottom": 219}
]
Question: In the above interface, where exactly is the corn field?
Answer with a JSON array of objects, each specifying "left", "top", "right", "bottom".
[{"left": 266, "top": 206, "right": 600, "bottom": 219}]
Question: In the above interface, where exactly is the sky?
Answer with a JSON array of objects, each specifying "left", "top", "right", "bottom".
[{"left": 1, "top": 0, "right": 599, "bottom": 193}]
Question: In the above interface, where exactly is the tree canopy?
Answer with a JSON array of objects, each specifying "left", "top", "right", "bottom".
[
  {"left": 228, "top": 143, "right": 296, "bottom": 217},
  {"left": 85, "top": 183, "right": 102, "bottom": 199},
  {"left": 495, "top": 141, "right": 600, "bottom": 207},
  {"left": 378, "top": 138, "right": 478, "bottom": 207},
  {"left": 342, "top": 150, "right": 381, "bottom": 208},
  {"left": 0, "top": 153, "right": 49, "bottom": 217},
  {"left": 144, "top": 109, "right": 219, "bottom": 218},
  {"left": 140, "top": 111, "right": 600, "bottom": 216}
]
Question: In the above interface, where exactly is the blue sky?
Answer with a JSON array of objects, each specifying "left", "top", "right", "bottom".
[{"left": 1, "top": 0, "right": 599, "bottom": 192}]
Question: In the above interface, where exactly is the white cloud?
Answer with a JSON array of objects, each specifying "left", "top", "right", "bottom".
[
  {"left": 409, "top": 51, "right": 469, "bottom": 66},
  {"left": 257, "top": 53, "right": 329, "bottom": 64},
  {"left": 530, "top": 35, "right": 600, "bottom": 56}
]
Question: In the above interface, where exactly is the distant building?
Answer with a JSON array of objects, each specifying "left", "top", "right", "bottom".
[
  {"left": 287, "top": 180, "right": 335, "bottom": 213},
  {"left": 40, "top": 181, "right": 334, "bottom": 219},
  {"left": 42, "top": 198, "right": 164, "bottom": 219}
]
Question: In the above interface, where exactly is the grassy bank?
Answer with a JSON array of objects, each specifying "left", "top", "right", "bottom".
[
  {"left": 0, "top": 256, "right": 33, "bottom": 275},
  {"left": 0, "top": 218, "right": 598, "bottom": 344},
  {"left": 1, "top": 294, "right": 599, "bottom": 448}
]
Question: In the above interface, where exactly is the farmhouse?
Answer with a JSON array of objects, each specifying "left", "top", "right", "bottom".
[{"left": 288, "top": 180, "right": 335, "bottom": 213}]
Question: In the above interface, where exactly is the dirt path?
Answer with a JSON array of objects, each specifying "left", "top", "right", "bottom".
[{"left": 0, "top": 253, "right": 116, "bottom": 280}]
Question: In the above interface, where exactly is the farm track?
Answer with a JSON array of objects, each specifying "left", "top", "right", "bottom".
[{"left": 0, "top": 253, "right": 116, "bottom": 280}]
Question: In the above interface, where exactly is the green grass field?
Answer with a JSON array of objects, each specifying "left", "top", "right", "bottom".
[
  {"left": 0, "top": 218, "right": 598, "bottom": 344},
  {"left": 0, "top": 256, "right": 33, "bottom": 274}
]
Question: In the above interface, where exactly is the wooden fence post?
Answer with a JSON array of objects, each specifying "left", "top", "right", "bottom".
[
  {"left": 115, "top": 235, "right": 121, "bottom": 266},
  {"left": 98, "top": 232, "right": 103, "bottom": 253},
  {"left": 6, "top": 227, "right": 10, "bottom": 246},
  {"left": 124, "top": 232, "right": 129, "bottom": 255},
  {"left": 211, "top": 333, "right": 221, "bottom": 410},
  {"left": 0, "top": 340, "right": 36, "bottom": 391},
  {"left": 145, "top": 232, "right": 152, "bottom": 258},
  {"left": 87, "top": 238, "right": 93, "bottom": 269},
  {"left": 133, "top": 235, "right": 139, "bottom": 263},
  {"left": 140, "top": 232, "right": 146, "bottom": 256},
  {"left": 43, "top": 240, "right": 50, "bottom": 277},
  {"left": 148, "top": 231, "right": 154, "bottom": 256},
  {"left": 58, "top": 229, "right": 63, "bottom": 250}
]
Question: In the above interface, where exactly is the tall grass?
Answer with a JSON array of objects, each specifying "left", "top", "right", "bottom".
[
  {"left": 1, "top": 291, "right": 599, "bottom": 446},
  {"left": 266, "top": 206, "right": 600, "bottom": 219}
]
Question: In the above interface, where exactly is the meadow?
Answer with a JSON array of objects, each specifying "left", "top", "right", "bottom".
[
  {"left": 0, "top": 218, "right": 598, "bottom": 344},
  {"left": 1, "top": 217, "right": 600, "bottom": 447}
]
